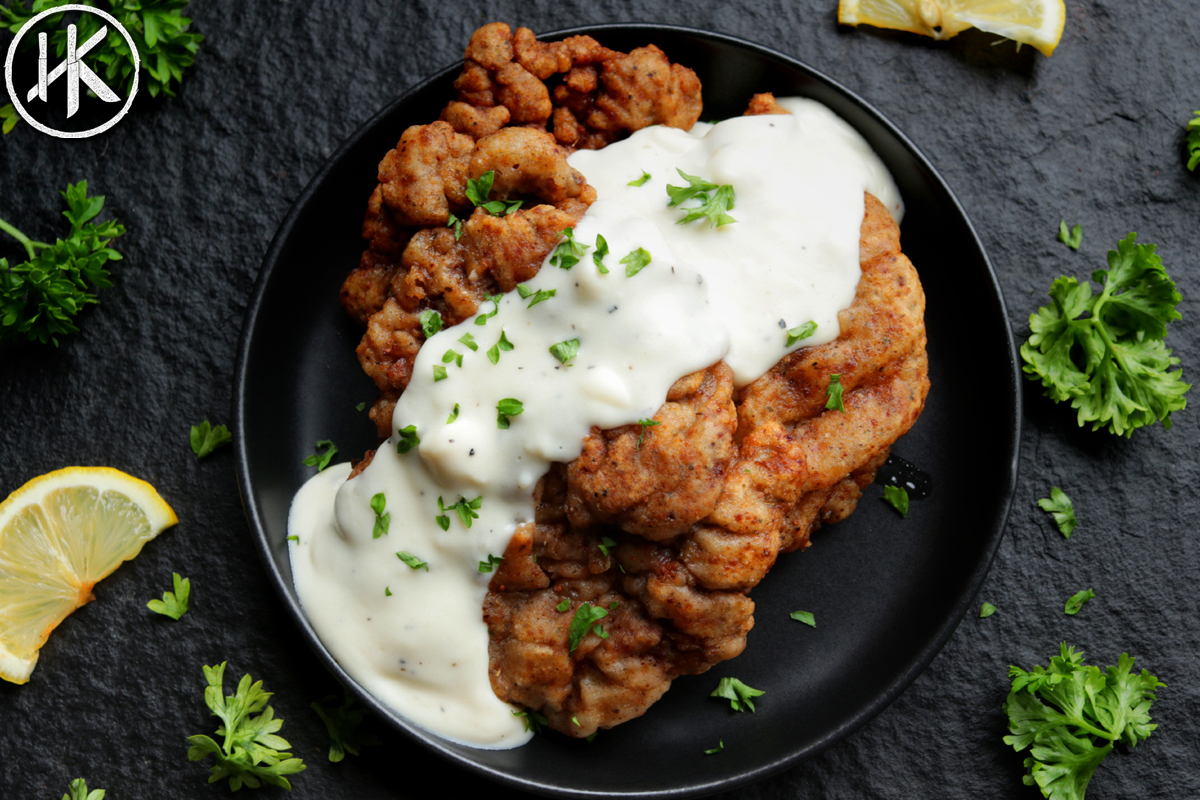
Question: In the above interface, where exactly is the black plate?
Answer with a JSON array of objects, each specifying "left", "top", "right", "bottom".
[{"left": 234, "top": 24, "right": 1020, "bottom": 799}]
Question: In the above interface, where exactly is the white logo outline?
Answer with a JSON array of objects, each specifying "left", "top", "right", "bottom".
[{"left": 4, "top": 4, "right": 140, "bottom": 139}]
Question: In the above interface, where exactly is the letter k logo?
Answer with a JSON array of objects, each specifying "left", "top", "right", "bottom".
[{"left": 26, "top": 24, "right": 120, "bottom": 118}]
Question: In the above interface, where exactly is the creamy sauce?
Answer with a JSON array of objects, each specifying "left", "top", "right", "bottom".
[{"left": 288, "top": 98, "right": 902, "bottom": 748}]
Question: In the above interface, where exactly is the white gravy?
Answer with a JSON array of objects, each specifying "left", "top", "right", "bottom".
[{"left": 288, "top": 97, "right": 902, "bottom": 749}]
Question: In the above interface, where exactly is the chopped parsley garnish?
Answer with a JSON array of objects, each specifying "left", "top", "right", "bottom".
[
  {"left": 789, "top": 610, "right": 816, "bottom": 628},
  {"left": 384, "top": 587, "right": 392, "bottom": 596},
  {"left": 447, "top": 211, "right": 463, "bottom": 240},
  {"left": 446, "top": 403, "right": 460, "bottom": 424},
  {"left": 396, "top": 551, "right": 428, "bottom": 571},
  {"left": 556, "top": 598, "right": 571, "bottom": 612},
  {"left": 147, "top": 572, "right": 190, "bottom": 620},
  {"left": 496, "top": 397, "right": 524, "bottom": 428},
  {"left": 303, "top": 439, "right": 339, "bottom": 471},
  {"left": 356, "top": 402, "right": 367, "bottom": 412},
  {"left": 593, "top": 233, "right": 610, "bottom": 274},
  {"left": 549, "top": 228, "right": 590, "bottom": 270},
  {"left": 516, "top": 283, "right": 557, "bottom": 308},
  {"left": 1058, "top": 220, "right": 1083, "bottom": 251},
  {"left": 512, "top": 708, "right": 548, "bottom": 734},
  {"left": 474, "top": 294, "right": 502, "bottom": 326},
  {"left": 1020, "top": 233, "right": 1189, "bottom": 436},
  {"left": 620, "top": 247, "right": 652, "bottom": 277},
  {"left": 825, "top": 373, "right": 845, "bottom": 412},
  {"left": 396, "top": 425, "right": 420, "bottom": 454},
  {"left": 979, "top": 602, "right": 997, "bottom": 619},
  {"left": 1038, "top": 487, "right": 1077, "bottom": 538},
  {"left": 628, "top": 171, "right": 652, "bottom": 187},
  {"left": 438, "top": 495, "right": 483, "bottom": 529},
  {"left": 1064, "top": 588, "right": 1095, "bottom": 616},
  {"left": 705, "top": 740, "right": 724, "bottom": 755},
  {"left": 442, "top": 349, "right": 463, "bottom": 368},
  {"left": 597, "top": 536, "right": 618, "bottom": 557},
  {"left": 191, "top": 421, "right": 232, "bottom": 459},
  {"left": 487, "top": 329, "right": 515, "bottom": 363},
  {"left": 370, "top": 493, "right": 390, "bottom": 539},
  {"left": 882, "top": 484, "right": 909, "bottom": 517},
  {"left": 1003, "top": 644, "right": 1163, "bottom": 799},
  {"left": 1186, "top": 111, "right": 1200, "bottom": 171},
  {"left": 419, "top": 308, "right": 443, "bottom": 338},
  {"left": 465, "top": 170, "right": 522, "bottom": 216},
  {"left": 637, "top": 418, "right": 661, "bottom": 448},
  {"left": 666, "top": 168, "right": 736, "bottom": 228},
  {"left": 567, "top": 602, "right": 610, "bottom": 653},
  {"left": 433, "top": 365, "right": 448, "bottom": 382},
  {"left": 186, "top": 662, "right": 307, "bottom": 791},
  {"left": 786, "top": 321, "right": 818, "bottom": 347},
  {"left": 549, "top": 338, "right": 580, "bottom": 365},
  {"left": 458, "top": 332, "right": 478, "bottom": 351},
  {"left": 310, "top": 692, "right": 380, "bottom": 762},
  {"left": 478, "top": 554, "right": 504, "bottom": 573},
  {"left": 287, "top": 536, "right": 298, "bottom": 543},
  {"left": 711, "top": 677, "right": 764, "bottom": 712}
]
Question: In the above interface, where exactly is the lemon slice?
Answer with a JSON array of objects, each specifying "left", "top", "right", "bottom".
[
  {"left": 0, "top": 467, "right": 177, "bottom": 684},
  {"left": 839, "top": 0, "right": 1066, "bottom": 56}
]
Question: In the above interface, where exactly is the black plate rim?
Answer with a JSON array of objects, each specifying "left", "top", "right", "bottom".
[{"left": 234, "top": 22, "right": 1022, "bottom": 798}]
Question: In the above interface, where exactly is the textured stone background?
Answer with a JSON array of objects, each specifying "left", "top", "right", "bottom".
[{"left": 1, "top": 1, "right": 1198, "bottom": 798}]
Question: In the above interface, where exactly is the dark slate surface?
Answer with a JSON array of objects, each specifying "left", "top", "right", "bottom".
[{"left": 1, "top": 1, "right": 1198, "bottom": 798}]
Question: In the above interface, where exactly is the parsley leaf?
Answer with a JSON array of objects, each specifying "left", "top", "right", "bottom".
[
  {"left": 549, "top": 338, "right": 580, "bottom": 365},
  {"left": 705, "top": 740, "right": 724, "bottom": 755},
  {"left": 825, "top": 373, "right": 845, "bottom": 412},
  {"left": 487, "top": 329, "right": 515, "bottom": 364},
  {"left": 458, "top": 332, "right": 478, "bottom": 351},
  {"left": 497, "top": 397, "right": 524, "bottom": 428},
  {"left": 1186, "top": 111, "right": 1200, "bottom": 172},
  {"left": 1003, "top": 644, "right": 1164, "bottom": 800},
  {"left": 1, "top": 103, "right": 18, "bottom": 136},
  {"left": 396, "top": 425, "right": 420, "bottom": 454},
  {"left": 0, "top": 181, "right": 125, "bottom": 346},
  {"left": 478, "top": 554, "right": 504, "bottom": 573},
  {"left": 438, "top": 495, "right": 482, "bottom": 529},
  {"left": 186, "top": 662, "right": 306, "bottom": 791},
  {"left": 147, "top": 572, "right": 190, "bottom": 620},
  {"left": 980, "top": 602, "right": 997, "bottom": 619},
  {"left": 396, "top": 551, "right": 428, "bottom": 571},
  {"left": 302, "top": 439, "right": 338, "bottom": 471},
  {"left": 568, "top": 602, "right": 609, "bottom": 653},
  {"left": 370, "top": 493, "right": 389, "bottom": 539},
  {"left": 190, "top": 421, "right": 232, "bottom": 459},
  {"left": 442, "top": 348, "right": 463, "bottom": 368},
  {"left": 621, "top": 247, "right": 652, "bottom": 277},
  {"left": 516, "top": 283, "right": 556, "bottom": 308},
  {"left": 310, "top": 692, "right": 380, "bottom": 762},
  {"left": 593, "top": 233, "right": 610, "bottom": 274},
  {"left": 882, "top": 484, "right": 909, "bottom": 517},
  {"left": 465, "top": 171, "right": 495, "bottom": 206},
  {"left": 597, "top": 535, "right": 618, "bottom": 557},
  {"left": 474, "top": 293, "right": 502, "bottom": 326},
  {"left": 1064, "top": 588, "right": 1095, "bottom": 616},
  {"left": 665, "top": 169, "right": 736, "bottom": 228},
  {"left": 1038, "top": 487, "right": 1077, "bottom": 538},
  {"left": 419, "top": 308, "right": 443, "bottom": 338},
  {"left": 556, "top": 598, "right": 571, "bottom": 612},
  {"left": 1059, "top": 221, "right": 1083, "bottom": 251},
  {"left": 789, "top": 609, "right": 816, "bottom": 627},
  {"left": 786, "top": 321, "right": 817, "bottom": 347},
  {"left": 433, "top": 364, "right": 448, "bottom": 382},
  {"left": 628, "top": 171, "right": 651, "bottom": 187},
  {"left": 447, "top": 403, "right": 460, "bottom": 424},
  {"left": 356, "top": 401, "right": 367, "bottom": 412},
  {"left": 711, "top": 676, "right": 765, "bottom": 712},
  {"left": 447, "top": 211, "right": 463, "bottom": 240},
  {"left": 549, "top": 227, "right": 589, "bottom": 270},
  {"left": 61, "top": 778, "right": 105, "bottom": 800},
  {"left": 513, "top": 707, "right": 549, "bottom": 734},
  {"left": 1020, "top": 234, "right": 1189, "bottom": 436},
  {"left": 637, "top": 418, "right": 661, "bottom": 448}
]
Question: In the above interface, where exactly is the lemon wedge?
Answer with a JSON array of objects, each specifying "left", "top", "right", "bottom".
[
  {"left": 839, "top": 0, "right": 1066, "bottom": 56},
  {"left": 0, "top": 467, "right": 177, "bottom": 684}
]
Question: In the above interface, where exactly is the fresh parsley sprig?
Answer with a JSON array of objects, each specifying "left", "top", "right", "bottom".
[
  {"left": 1038, "top": 487, "right": 1077, "bottom": 538},
  {"left": 496, "top": 397, "right": 524, "bottom": 428},
  {"left": 1003, "top": 644, "right": 1164, "bottom": 800},
  {"left": 310, "top": 692, "right": 380, "bottom": 762},
  {"left": 665, "top": 169, "right": 736, "bottom": 228},
  {"left": 436, "top": 495, "right": 482, "bottom": 530},
  {"left": 1058, "top": 221, "right": 1083, "bottom": 251},
  {"left": 549, "top": 228, "right": 589, "bottom": 270},
  {"left": 487, "top": 329, "right": 515, "bottom": 363},
  {"left": 567, "top": 601, "right": 609, "bottom": 653},
  {"left": 516, "top": 283, "right": 556, "bottom": 308},
  {"left": 61, "top": 778, "right": 104, "bottom": 800},
  {"left": 186, "top": 662, "right": 306, "bottom": 791},
  {"left": 190, "top": 421, "right": 231, "bottom": 459},
  {"left": 303, "top": 439, "right": 338, "bottom": 471},
  {"left": 710, "top": 676, "right": 764, "bottom": 712},
  {"left": 1186, "top": 111, "right": 1200, "bottom": 172},
  {"left": 147, "top": 572, "right": 190, "bottom": 619},
  {"left": 419, "top": 309, "right": 443, "bottom": 337},
  {"left": 465, "top": 171, "right": 522, "bottom": 216},
  {"left": 0, "top": 181, "right": 124, "bottom": 346},
  {"left": 1020, "top": 234, "right": 1189, "bottom": 436}
]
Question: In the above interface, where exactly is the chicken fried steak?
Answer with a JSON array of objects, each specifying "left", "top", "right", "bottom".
[{"left": 337, "top": 25, "right": 928, "bottom": 740}]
